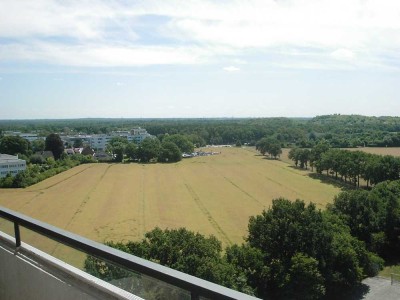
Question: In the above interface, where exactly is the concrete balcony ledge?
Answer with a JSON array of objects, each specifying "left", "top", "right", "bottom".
[{"left": 0, "top": 231, "right": 142, "bottom": 300}]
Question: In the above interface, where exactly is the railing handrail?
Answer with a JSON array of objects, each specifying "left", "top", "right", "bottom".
[{"left": 0, "top": 206, "right": 260, "bottom": 300}]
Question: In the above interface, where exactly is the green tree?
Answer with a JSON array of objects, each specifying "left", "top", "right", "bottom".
[
  {"left": 288, "top": 148, "right": 301, "bottom": 167},
  {"left": 31, "top": 139, "right": 45, "bottom": 153},
  {"left": 137, "top": 138, "right": 161, "bottom": 162},
  {"left": 256, "top": 137, "right": 281, "bottom": 158},
  {"left": 106, "top": 137, "right": 128, "bottom": 162},
  {"left": 0, "top": 135, "right": 30, "bottom": 155},
  {"left": 299, "top": 149, "right": 310, "bottom": 169},
  {"left": 247, "top": 198, "right": 381, "bottom": 299},
  {"left": 309, "top": 141, "right": 330, "bottom": 171},
  {"left": 284, "top": 253, "right": 325, "bottom": 300},
  {"left": 73, "top": 138, "right": 83, "bottom": 148},
  {"left": 85, "top": 228, "right": 254, "bottom": 295},
  {"left": 163, "top": 134, "right": 194, "bottom": 153},
  {"left": 125, "top": 142, "right": 138, "bottom": 161},
  {"left": 158, "top": 141, "right": 182, "bottom": 163},
  {"left": 45, "top": 133, "right": 64, "bottom": 160}
]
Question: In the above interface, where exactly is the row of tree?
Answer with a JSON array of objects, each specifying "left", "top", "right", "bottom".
[
  {"left": 85, "top": 179, "right": 400, "bottom": 299},
  {"left": 0, "top": 133, "right": 64, "bottom": 160},
  {"left": 106, "top": 134, "right": 194, "bottom": 163},
  {"left": 255, "top": 137, "right": 282, "bottom": 159},
  {"left": 289, "top": 144, "right": 400, "bottom": 187}
]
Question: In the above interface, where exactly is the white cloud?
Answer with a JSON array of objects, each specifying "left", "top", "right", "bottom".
[
  {"left": 223, "top": 66, "right": 240, "bottom": 72},
  {"left": 331, "top": 49, "right": 355, "bottom": 61},
  {"left": 0, "top": 43, "right": 209, "bottom": 66},
  {"left": 0, "top": 0, "right": 399, "bottom": 69}
]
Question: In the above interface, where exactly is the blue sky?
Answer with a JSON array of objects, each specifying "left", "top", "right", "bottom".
[{"left": 1, "top": 0, "right": 400, "bottom": 119}]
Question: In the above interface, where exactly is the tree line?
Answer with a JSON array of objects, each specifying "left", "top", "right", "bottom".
[
  {"left": 289, "top": 143, "right": 400, "bottom": 187},
  {"left": 106, "top": 134, "right": 194, "bottom": 163},
  {"left": 3, "top": 114, "right": 400, "bottom": 148},
  {"left": 85, "top": 179, "right": 400, "bottom": 299}
]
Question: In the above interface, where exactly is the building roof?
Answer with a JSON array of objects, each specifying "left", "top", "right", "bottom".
[{"left": 0, "top": 154, "right": 25, "bottom": 163}]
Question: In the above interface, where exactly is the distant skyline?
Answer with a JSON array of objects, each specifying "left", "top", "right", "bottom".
[{"left": 1, "top": 0, "right": 400, "bottom": 119}]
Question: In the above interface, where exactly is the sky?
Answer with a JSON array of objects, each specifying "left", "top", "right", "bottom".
[{"left": 1, "top": 0, "right": 400, "bottom": 119}]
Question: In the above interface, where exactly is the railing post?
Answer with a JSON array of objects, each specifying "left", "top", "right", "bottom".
[{"left": 14, "top": 222, "right": 21, "bottom": 247}]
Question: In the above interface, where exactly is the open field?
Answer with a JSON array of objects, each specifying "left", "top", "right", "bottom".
[
  {"left": 346, "top": 147, "right": 400, "bottom": 157},
  {"left": 0, "top": 147, "right": 340, "bottom": 267},
  {"left": 281, "top": 147, "right": 400, "bottom": 164}
]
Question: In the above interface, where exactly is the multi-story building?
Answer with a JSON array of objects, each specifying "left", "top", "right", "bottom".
[
  {"left": 0, "top": 154, "right": 27, "bottom": 178},
  {"left": 89, "top": 134, "right": 113, "bottom": 151},
  {"left": 3, "top": 131, "right": 42, "bottom": 142},
  {"left": 89, "top": 128, "right": 153, "bottom": 151}
]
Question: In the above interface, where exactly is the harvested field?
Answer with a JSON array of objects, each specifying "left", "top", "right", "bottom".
[
  {"left": 346, "top": 147, "right": 400, "bottom": 157},
  {"left": 0, "top": 147, "right": 340, "bottom": 267}
]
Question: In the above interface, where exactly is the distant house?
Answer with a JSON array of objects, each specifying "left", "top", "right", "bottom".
[
  {"left": 81, "top": 147, "right": 95, "bottom": 156},
  {"left": 0, "top": 154, "right": 27, "bottom": 178},
  {"left": 94, "top": 151, "right": 112, "bottom": 161},
  {"left": 64, "top": 148, "right": 83, "bottom": 155},
  {"left": 65, "top": 149, "right": 75, "bottom": 155}
]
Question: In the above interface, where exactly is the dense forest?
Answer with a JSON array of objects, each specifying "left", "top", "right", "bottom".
[{"left": 2, "top": 114, "right": 400, "bottom": 148}]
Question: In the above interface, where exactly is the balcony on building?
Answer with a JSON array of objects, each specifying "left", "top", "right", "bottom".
[{"left": 0, "top": 206, "right": 260, "bottom": 300}]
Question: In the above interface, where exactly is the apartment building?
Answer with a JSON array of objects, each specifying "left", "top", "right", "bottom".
[{"left": 0, "top": 154, "right": 27, "bottom": 178}]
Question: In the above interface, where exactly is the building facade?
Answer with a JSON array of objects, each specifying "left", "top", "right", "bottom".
[
  {"left": 0, "top": 154, "right": 27, "bottom": 178},
  {"left": 89, "top": 128, "right": 153, "bottom": 151},
  {"left": 3, "top": 131, "right": 42, "bottom": 142}
]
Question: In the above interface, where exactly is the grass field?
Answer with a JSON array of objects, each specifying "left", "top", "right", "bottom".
[{"left": 0, "top": 147, "right": 341, "bottom": 267}]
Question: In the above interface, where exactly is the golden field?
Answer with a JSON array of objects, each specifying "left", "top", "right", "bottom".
[{"left": 0, "top": 147, "right": 341, "bottom": 267}]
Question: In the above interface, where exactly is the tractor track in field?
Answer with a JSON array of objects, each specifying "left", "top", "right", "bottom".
[
  {"left": 207, "top": 164, "right": 264, "bottom": 207},
  {"left": 65, "top": 164, "right": 113, "bottom": 227},
  {"left": 139, "top": 165, "right": 146, "bottom": 238},
  {"left": 31, "top": 164, "right": 95, "bottom": 192},
  {"left": 222, "top": 176, "right": 264, "bottom": 206},
  {"left": 51, "top": 164, "right": 114, "bottom": 255},
  {"left": 184, "top": 183, "right": 232, "bottom": 246},
  {"left": 259, "top": 171, "right": 307, "bottom": 199},
  {"left": 5, "top": 165, "right": 95, "bottom": 212}
]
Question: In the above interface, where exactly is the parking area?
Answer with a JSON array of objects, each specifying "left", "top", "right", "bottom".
[{"left": 361, "top": 277, "right": 400, "bottom": 300}]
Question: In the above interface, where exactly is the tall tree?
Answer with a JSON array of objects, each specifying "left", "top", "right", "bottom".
[
  {"left": 125, "top": 142, "right": 138, "bottom": 161},
  {"left": 45, "top": 133, "right": 64, "bottom": 160}
]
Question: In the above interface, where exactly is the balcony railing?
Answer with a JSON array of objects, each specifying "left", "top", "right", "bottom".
[{"left": 0, "top": 206, "right": 260, "bottom": 300}]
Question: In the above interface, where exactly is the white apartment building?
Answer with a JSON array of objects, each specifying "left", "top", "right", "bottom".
[
  {"left": 90, "top": 128, "right": 153, "bottom": 150},
  {"left": 0, "top": 154, "right": 27, "bottom": 178},
  {"left": 3, "top": 131, "right": 42, "bottom": 142},
  {"left": 89, "top": 134, "right": 113, "bottom": 151}
]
